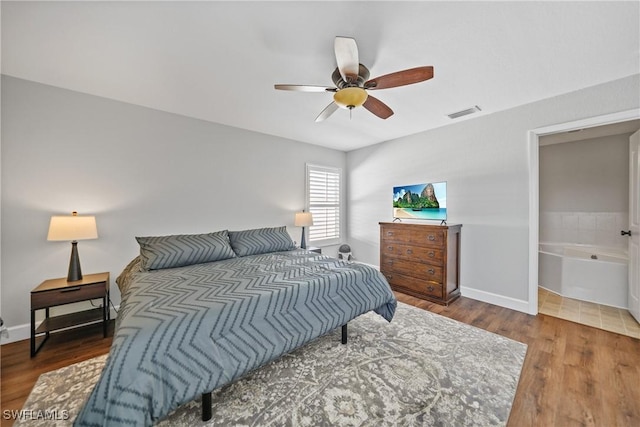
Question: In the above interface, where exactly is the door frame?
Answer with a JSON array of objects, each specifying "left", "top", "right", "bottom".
[
  {"left": 527, "top": 108, "right": 640, "bottom": 315},
  {"left": 628, "top": 130, "right": 640, "bottom": 322}
]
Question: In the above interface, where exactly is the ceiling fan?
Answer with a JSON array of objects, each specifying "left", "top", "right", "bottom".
[{"left": 274, "top": 36, "right": 434, "bottom": 122}]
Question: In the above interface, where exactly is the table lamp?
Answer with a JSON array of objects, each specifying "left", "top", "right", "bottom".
[
  {"left": 294, "top": 211, "right": 314, "bottom": 249},
  {"left": 47, "top": 211, "right": 98, "bottom": 282}
]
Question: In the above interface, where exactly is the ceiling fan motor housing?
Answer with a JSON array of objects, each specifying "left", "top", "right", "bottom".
[
  {"left": 331, "top": 64, "right": 370, "bottom": 89},
  {"left": 331, "top": 64, "right": 371, "bottom": 109}
]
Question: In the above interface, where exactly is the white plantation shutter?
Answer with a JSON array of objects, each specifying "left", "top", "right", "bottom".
[{"left": 306, "top": 164, "right": 341, "bottom": 243}]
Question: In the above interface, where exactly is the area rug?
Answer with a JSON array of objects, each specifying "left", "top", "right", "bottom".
[{"left": 17, "top": 302, "right": 527, "bottom": 426}]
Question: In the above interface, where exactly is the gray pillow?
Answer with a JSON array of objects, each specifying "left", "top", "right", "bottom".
[
  {"left": 229, "top": 226, "right": 296, "bottom": 257},
  {"left": 136, "top": 230, "right": 235, "bottom": 271}
]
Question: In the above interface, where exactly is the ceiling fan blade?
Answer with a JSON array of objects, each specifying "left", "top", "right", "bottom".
[
  {"left": 365, "top": 66, "right": 434, "bottom": 90},
  {"left": 334, "top": 36, "right": 359, "bottom": 83},
  {"left": 315, "top": 102, "right": 339, "bottom": 122},
  {"left": 363, "top": 95, "right": 394, "bottom": 119},
  {"left": 274, "top": 84, "right": 336, "bottom": 92}
]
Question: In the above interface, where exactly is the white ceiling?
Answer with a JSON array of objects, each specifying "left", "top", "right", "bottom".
[{"left": 2, "top": 1, "right": 639, "bottom": 151}]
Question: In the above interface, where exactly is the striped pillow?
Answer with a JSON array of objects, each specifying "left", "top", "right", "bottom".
[
  {"left": 136, "top": 230, "right": 236, "bottom": 271},
  {"left": 229, "top": 226, "right": 296, "bottom": 257}
]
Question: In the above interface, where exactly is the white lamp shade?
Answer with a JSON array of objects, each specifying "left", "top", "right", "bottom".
[
  {"left": 47, "top": 214, "right": 98, "bottom": 241},
  {"left": 294, "top": 212, "right": 314, "bottom": 227}
]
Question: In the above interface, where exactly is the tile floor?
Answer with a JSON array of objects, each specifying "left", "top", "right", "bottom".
[{"left": 538, "top": 287, "right": 640, "bottom": 339}]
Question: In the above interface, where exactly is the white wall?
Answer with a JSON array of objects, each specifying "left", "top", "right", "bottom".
[
  {"left": 539, "top": 134, "right": 630, "bottom": 249},
  {"left": 346, "top": 74, "right": 640, "bottom": 310},
  {"left": 0, "top": 76, "right": 346, "bottom": 338},
  {"left": 3, "top": 74, "right": 639, "bottom": 338}
]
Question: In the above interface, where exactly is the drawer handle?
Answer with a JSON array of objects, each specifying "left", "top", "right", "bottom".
[
  {"left": 406, "top": 249, "right": 413, "bottom": 255},
  {"left": 427, "top": 285, "right": 435, "bottom": 292},
  {"left": 387, "top": 260, "right": 394, "bottom": 265},
  {"left": 428, "top": 235, "right": 436, "bottom": 241},
  {"left": 428, "top": 268, "right": 435, "bottom": 275},
  {"left": 387, "top": 231, "right": 394, "bottom": 236},
  {"left": 61, "top": 287, "right": 81, "bottom": 293},
  {"left": 387, "top": 246, "right": 394, "bottom": 251},
  {"left": 428, "top": 251, "right": 435, "bottom": 258}
]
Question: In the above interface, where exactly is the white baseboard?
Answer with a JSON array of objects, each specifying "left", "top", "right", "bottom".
[
  {"left": 1, "top": 323, "right": 31, "bottom": 344},
  {"left": 0, "top": 307, "right": 119, "bottom": 345},
  {"left": 460, "top": 286, "right": 532, "bottom": 314},
  {"left": 370, "top": 264, "right": 532, "bottom": 314}
]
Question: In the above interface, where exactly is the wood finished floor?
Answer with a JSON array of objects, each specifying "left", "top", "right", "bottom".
[{"left": 1, "top": 293, "right": 639, "bottom": 427}]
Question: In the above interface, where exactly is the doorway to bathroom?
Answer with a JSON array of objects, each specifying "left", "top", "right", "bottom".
[{"left": 528, "top": 109, "right": 640, "bottom": 337}]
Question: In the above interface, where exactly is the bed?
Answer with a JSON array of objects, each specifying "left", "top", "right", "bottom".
[{"left": 75, "top": 227, "right": 397, "bottom": 426}]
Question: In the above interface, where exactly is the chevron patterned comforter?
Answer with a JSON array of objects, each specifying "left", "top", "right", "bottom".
[{"left": 75, "top": 249, "right": 396, "bottom": 426}]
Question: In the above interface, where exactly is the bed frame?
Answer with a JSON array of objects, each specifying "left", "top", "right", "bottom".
[{"left": 200, "top": 323, "right": 348, "bottom": 421}]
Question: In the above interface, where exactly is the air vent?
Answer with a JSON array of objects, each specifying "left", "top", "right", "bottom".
[{"left": 447, "top": 105, "right": 482, "bottom": 119}]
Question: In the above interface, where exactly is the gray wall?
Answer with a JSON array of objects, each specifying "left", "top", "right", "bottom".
[
  {"left": 539, "top": 134, "right": 630, "bottom": 248},
  {"left": 346, "top": 74, "right": 640, "bottom": 305},
  {"left": 2, "top": 73, "right": 639, "bottom": 334},
  {"left": 1, "top": 75, "right": 346, "bottom": 332}
]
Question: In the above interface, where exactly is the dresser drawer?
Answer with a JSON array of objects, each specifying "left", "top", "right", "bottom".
[
  {"left": 382, "top": 271, "right": 444, "bottom": 299},
  {"left": 31, "top": 282, "right": 106, "bottom": 310},
  {"left": 381, "top": 256, "right": 443, "bottom": 283},
  {"left": 380, "top": 242, "right": 444, "bottom": 265},
  {"left": 381, "top": 227, "right": 445, "bottom": 247}
]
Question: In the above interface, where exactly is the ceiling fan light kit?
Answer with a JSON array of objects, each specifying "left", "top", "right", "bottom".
[
  {"left": 333, "top": 87, "right": 368, "bottom": 109},
  {"left": 275, "top": 36, "right": 434, "bottom": 122}
]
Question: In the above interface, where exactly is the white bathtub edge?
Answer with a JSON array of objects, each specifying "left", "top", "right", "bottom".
[{"left": 539, "top": 242, "right": 628, "bottom": 258}]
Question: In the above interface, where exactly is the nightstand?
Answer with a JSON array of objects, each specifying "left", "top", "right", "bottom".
[
  {"left": 307, "top": 246, "right": 322, "bottom": 254},
  {"left": 30, "top": 272, "right": 110, "bottom": 357}
]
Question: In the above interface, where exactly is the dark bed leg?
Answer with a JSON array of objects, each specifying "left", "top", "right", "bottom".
[
  {"left": 202, "top": 392, "right": 212, "bottom": 421},
  {"left": 342, "top": 323, "right": 348, "bottom": 344}
]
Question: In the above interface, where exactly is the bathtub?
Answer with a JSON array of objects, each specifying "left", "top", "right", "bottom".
[{"left": 538, "top": 243, "right": 628, "bottom": 308}]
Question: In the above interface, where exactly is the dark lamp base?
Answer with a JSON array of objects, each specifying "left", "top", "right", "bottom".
[{"left": 67, "top": 241, "right": 83, "bottom": 282}]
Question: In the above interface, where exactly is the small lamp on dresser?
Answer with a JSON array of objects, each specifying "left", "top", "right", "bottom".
[
  {"left": 294, "top": 211, "right": 314, "bottom": 249},
  {"left": 47, "top": 211, "right": 98, "bottom": 282}
]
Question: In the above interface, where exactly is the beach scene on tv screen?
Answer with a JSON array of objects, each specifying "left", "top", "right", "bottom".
[{"left": 393, "top": 182, "right": 447, "bottom": 220}]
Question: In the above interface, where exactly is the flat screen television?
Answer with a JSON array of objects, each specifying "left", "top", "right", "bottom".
[{"left": 393, "top": 181, "right": 447, "bottom": 221}]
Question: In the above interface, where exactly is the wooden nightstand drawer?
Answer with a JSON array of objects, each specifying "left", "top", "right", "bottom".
[{"left": 31, "top": 282, "right": 106, "bottom": 310}]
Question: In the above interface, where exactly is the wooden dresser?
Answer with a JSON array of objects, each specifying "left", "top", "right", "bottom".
[{"left": 380, "top": 222, "right": 462, "bottom": 305}]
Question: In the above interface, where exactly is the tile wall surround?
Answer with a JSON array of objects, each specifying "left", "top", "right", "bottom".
[{"left": 539, "top": 211, "right": 629, "bottom": 249}]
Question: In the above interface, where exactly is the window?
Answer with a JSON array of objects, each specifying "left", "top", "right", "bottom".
[{"left": 306, "top": 164, "right": 341, "bottom": 244}]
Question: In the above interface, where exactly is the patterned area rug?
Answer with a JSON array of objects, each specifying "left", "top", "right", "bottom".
[{"left": 17, "top": 303, "right": 527, "bottom": 426}]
